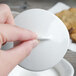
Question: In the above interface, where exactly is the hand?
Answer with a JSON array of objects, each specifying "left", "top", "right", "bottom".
[{"left": 0, "top": 4, "right": 38, "bottom": 76}]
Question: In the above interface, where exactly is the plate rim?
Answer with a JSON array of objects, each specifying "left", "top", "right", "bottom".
[{"left": 48, "top": 2, "right": 76, "bottom": 52}]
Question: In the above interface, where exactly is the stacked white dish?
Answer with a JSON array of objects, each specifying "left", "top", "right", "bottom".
[{"left": 8, "top": 59, "right": 74, "bottom": 76}]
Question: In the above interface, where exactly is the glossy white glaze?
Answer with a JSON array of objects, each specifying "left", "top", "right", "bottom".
[{"left": 15, "top": 9, "right": 69, "bottom": 71}]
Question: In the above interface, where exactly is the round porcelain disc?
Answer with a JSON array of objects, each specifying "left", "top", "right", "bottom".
[{"left": 15, "top": 9, "right": 69, "bottom": 71}]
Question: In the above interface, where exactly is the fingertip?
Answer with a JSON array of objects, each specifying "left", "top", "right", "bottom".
[
  {"left": 31, "top": 32, "right": 38, "bottom": 39},
  {"left": 31, "top": 39, "right": 39, "bottom": 48}
]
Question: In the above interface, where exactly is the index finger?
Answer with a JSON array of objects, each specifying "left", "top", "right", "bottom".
[{"left": 0, "top": 24, "right": 37, "bottom": 44}]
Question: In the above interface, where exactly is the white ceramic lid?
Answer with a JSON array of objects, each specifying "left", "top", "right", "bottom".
[{"left": 15, "top": 9, "right": 69, "bottom": 71}]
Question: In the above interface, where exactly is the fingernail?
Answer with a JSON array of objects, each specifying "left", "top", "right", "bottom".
[{"left": 32, "top": 40, "right": 39, "bottom": 48}]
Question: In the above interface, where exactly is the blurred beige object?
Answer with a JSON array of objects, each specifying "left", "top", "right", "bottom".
[
  {"left": 56, "top": 9, "right": 76, "bottom": 42},
  {"left": 69, "top": 8, "right": 76, "bottom": 13}
]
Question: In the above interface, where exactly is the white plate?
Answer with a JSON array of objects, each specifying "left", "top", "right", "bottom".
[
  {"left": 8, "top": 59, "right": 74, "bottom": 76},
  {"left": 48, "top": 2, "right": 76, "bottom": 52}
]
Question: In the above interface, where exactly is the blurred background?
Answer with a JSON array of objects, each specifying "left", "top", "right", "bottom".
[
  {"left": 0, "top": 0, "right": 76, "bottom": 12},
  {"left": 0, "top": 0, "right": 76, "bottom": 76}
]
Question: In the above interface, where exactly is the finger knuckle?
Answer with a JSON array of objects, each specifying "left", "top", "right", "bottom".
[{"left": 0, "top": 4, "right": 10, "bottom": 10}]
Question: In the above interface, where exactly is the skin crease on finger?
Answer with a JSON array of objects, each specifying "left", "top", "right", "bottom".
[{"left": 0, "top": 4, "right": 38, "bottom": 76}]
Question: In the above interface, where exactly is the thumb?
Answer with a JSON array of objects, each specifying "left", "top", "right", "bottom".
[{"left": 0, "top": 40, "right": 38, "bottom": 75}]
